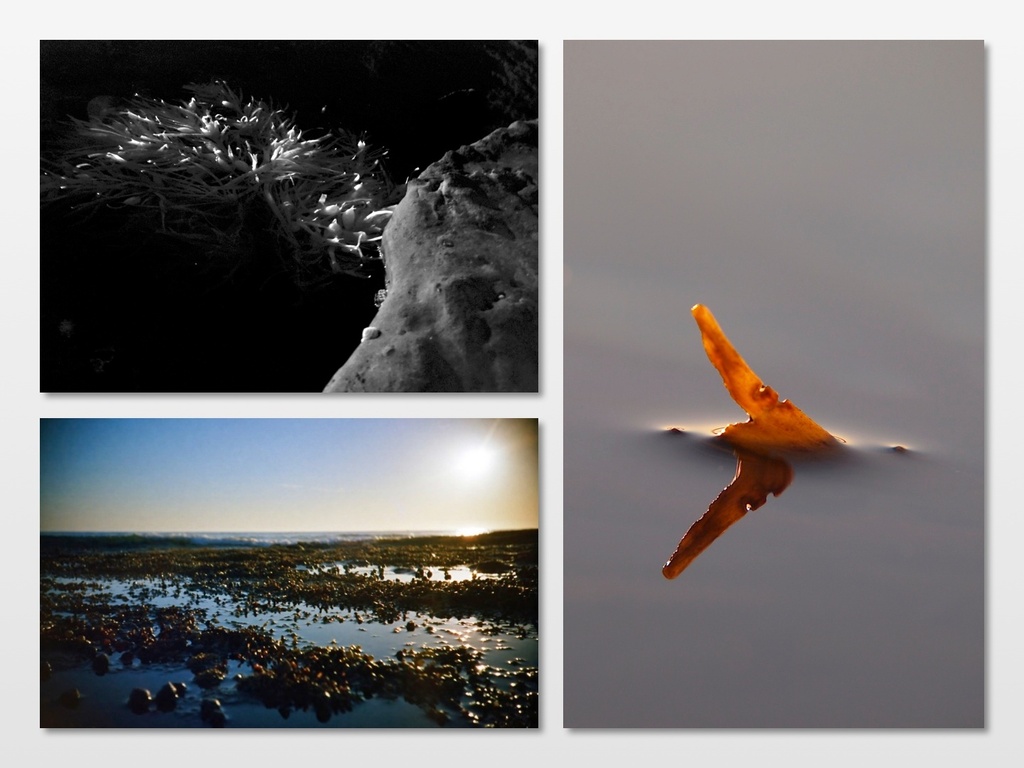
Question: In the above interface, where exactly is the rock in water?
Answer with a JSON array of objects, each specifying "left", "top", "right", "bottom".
[
  {"left": 128, "top": 687, "right": 152, "bottom": 714},
  {"left": 324, "top": 120, "right": 539, "bottom": 392},
  {"left": 201, "top": 698, "right": 226, "bottom": 727},
  {"left": 154, "top": 682, "right": 180, "bottom": 711},
  {"left": 92, "top": 652, "right": 110, "bottom": 675}
]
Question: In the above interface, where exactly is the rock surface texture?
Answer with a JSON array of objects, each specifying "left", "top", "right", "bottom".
[{"left": 323, "top": 120, "right": 539, "bottom": 392}]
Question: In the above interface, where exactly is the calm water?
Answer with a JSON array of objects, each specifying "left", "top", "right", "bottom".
[
  {"left": 563, "top": 41, "right": 984, "bottom": 727},
  {"left": 41, "top": 531, "right": 537, "bottom": 728}
]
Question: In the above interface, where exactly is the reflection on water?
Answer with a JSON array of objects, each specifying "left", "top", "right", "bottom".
[
  {"left": 661, "top": 303, "right": 849, "bottom": 578},
  {"left": 304, "top": 563, "right": 494, "bottom": 584},
  {"left": 564, "top": 40, "right": 983, "bottom": 728},
  {"left": 40, "top": 532, "right": 539, "bottom": 728},
  {"left": 663, "top": 444, "right": 794, "bottom": 578},
  {"left": 659, "top": 427, "right": 926, "bottom": 580},
  {"left": 41, "top": 573, "right": 537, "bottom": 728}
]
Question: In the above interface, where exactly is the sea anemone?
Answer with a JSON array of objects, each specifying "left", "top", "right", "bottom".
[{"left": 41, "top": 81, "right": 394, "bottom": 285}]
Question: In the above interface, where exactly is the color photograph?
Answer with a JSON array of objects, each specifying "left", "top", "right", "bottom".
[
  {"left": 40, "top": 418, "right": 539, "bottom": 728},
  {"left": 563, "top": 41, "right": 984, "bottom": 728}
]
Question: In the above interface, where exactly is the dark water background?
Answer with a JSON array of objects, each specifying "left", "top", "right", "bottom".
[
  {"left": 563, "top": 41, "right": 984, "bottom": 728},
  {"left": 39, "top": 41, "right": 538, "bottom": 392}
]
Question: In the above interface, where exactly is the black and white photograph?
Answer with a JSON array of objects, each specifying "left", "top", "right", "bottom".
[{"left": 40, "top": 40, "right": 538, "bottom": 392}]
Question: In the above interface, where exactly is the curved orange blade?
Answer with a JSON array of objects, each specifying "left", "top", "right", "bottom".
[{"left": 691, "top": 304, "right": 836, "bottom": 454}]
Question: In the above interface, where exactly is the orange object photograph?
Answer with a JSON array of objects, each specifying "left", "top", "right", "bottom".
[{"left": 563, "top": 40, "right": 984, "bottom": 728}]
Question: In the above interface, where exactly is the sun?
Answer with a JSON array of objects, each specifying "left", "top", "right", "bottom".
[{"left": 454, "top": 445, "right": 499, "bottom": 479}]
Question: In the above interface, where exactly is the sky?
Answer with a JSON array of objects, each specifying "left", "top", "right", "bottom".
[{"left": 39, "top": 419, "right": 538, "bottom": 534}]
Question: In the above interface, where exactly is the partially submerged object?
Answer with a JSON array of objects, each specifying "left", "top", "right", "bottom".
[
  {"left": 691, "top": 304, "right": 837, "bottom": 455},
  {"left": 662, "top": 305, "right": 838, "bottom": 579}
]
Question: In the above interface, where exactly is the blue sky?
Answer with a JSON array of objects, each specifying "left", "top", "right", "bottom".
[{"left": 40, "top": 419, "right": 538, "bottom": 533}]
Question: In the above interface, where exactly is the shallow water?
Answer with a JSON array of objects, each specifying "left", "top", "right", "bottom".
[
  {"left": 40, "top": 660, "right": 442, "bottom": 728},
  {"left": 41, "top": 573, "right": 536, "bottom": 728},
  {"left": 309, "top": 563, "right": 485, "bottom": 584},
  {"left": 563, "top": 41, "right": 984, "bottom": 728}
]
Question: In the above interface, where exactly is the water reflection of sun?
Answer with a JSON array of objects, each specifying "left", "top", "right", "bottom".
[{"left": 455, "top": 526, "right": 489, "bottom": 537}]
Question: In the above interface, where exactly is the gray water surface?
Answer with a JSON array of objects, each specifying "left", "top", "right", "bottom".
[{"left": 563, "top": 40, "right": 984, "bottom": 728}]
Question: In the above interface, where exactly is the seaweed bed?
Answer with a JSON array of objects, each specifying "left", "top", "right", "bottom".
[
  {"left": 40, "top": 530, "right": 538, "bottom": 728},
  {"left": 40, "top": 41, "right": 538, "bottom": 393}
]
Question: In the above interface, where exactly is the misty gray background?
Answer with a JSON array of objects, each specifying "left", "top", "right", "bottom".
[{"left": 564, "top": 41, "right": 984, "bottom": 727}]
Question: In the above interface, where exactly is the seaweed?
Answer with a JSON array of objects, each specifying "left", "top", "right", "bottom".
[
  {"left": 662, "top": 306, "right": 839, "bottom": 579},
  {"left": 41, "top": 81, "right": 394, "bottom": 286}
]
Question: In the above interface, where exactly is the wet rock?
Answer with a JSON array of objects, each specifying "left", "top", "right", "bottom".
[
  {"left": 194, "top": 667, "right": 227, "bottom": 689},
  {"left": 427, "top": 707, "right": 449, "bottom": 726},
  {"left": 201, "top": 698, "right": 225, "bottom": 727},
  {"left": 59, "top": 688, "right": 81, "bottom": 709},
  {"left": 154, "top": 682, "right": 181, "bottom": 711},
  {"left": 200, "top": 698, "right": 221, "bottom": 720},
  {"left": 207, "top": 709, "right": 227, "bottom": 727},
  {"left": 92, "top": 652, "right": 110, "bottom": 675},
  {"left": 472, "top": 559, "right": 509, "bottom": 574},
  {"left": 137, "top": 636, "right": 187, "bottom": 663},
  {"left": 314, "top": 692, "right": 333, "bottom": 723},
  {"left": 324, "top": 120, "right": 538, "bottom": 393},
  {"left": 128, "top": 687, "right": 152, "bottom": 714},
  {"left": 190, "top": 652, "right": 227, "bottom": 688}
]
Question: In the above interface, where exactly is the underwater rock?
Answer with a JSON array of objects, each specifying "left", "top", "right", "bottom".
[{"left": 324, "top": 119, "right": 539, "bottom": 392}]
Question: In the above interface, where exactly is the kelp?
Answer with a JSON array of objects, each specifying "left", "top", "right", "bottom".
[
  {"left": 662, "top": 305, "right": 838, "bottom": 579},
  {"left": 691, "top": 304, "right": 837, "bottom": 454}
]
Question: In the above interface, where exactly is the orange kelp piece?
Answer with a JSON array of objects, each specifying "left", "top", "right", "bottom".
[
  {"left": 692, "top": 304, "right": 836, "bottom": 454},
  {"left": 662, "top": 450, "right": 792, "bottom": 579}
]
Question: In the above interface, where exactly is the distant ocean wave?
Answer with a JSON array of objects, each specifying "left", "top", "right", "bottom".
[{"left": 40, "top": 530, "right": 467, "bottom": 551}]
